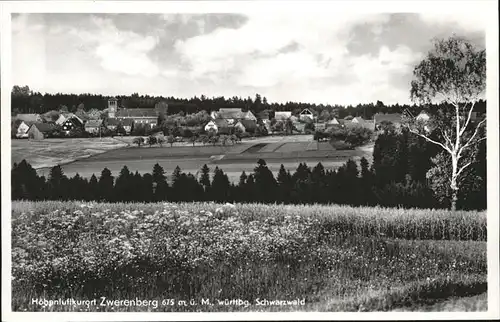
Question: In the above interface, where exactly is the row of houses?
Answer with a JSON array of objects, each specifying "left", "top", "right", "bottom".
[
  {"left": 202, "top": 107, "right": 411, "bottom": 135},
  {"left": 203, "top": 107, "right": 320, "bottom": 134},
  {"left": 14, "top": 97, "right": 164, "bottom": 139},
  {"left": 14, "top": 112, "right": 87, "bottom": 139},
  {"left": 14, "top": 98, "right": 484, "bottom": 139}
]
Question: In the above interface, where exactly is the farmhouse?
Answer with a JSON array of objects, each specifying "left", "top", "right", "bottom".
[
  {"left": 62, "top": 116, "right": 84, "bottom": 134},
  {"left": 211, "top": 108, "right": 257, "bottom": 124},
  {"left": 299, "top": 108, "right": 317, "bottom": 122},
  {"left": 204, "top": 120, "right": 218, "bottom": 132},
  {"left": 15, "top": 113, "right": 42, "bottom": 123},
  {"left": 346, "top": 116, "right": 375, "bottom": 131},
  {"left": 15, "top": 121, "right": 33, "bottom": 138},
  {"left": 327, "top": 118, "right": 346, "bottom": 128},
  {"left": 27, "top": 123, "right": 57, "bottom": 140},
  {"left": 85, "top": 119, "right": 103, "bottom": 134},
  {"left": 274, "top": 111, "right": 292, "bottom": 120}
]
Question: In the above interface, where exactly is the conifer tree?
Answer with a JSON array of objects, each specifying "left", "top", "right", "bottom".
[
  {"left": 88, "top": 174, "right": 99, "bottom": 201},
  {"left": 237, "top": 171, "right": 248, "bottom": 202},
  {"left": 253, "top": 159, "right": 277, "bottom": 203},
  {"left": 277, "top": 164, "right": 292, "bottom": 203},
  {"left": 245, "top": 174, "right": 256, "bottom": 202},
  {"left": 115, "top": 166, "right": 133, "bottom": 201},
  {"left": 48, "top": 165, "right": 68, "bottom": 200},
  {"left": 98, "top": 167, "right": 114, "bottom": 201},
  {"left": 199, "top": 164, "right": 211, "bottom": 199},
  {"left": 152, "top": 163, "right": 168, "bottom": 201},
  {"left": 310, "top": 162, "right": 326, "bottom": 203},
  {"left": 11, "top": 159, "right": 44, "bottom": 200},
  {"left": 170, "top": 166, "right": 183, "bottom": 201},
  {"left": 359, "top": 157, "right": 374, "bottom": 205},
  {"left": 141, "top": 173, "right": 154, "bottom": 202},
  {"left": 211, "top": 167, "right": 231, "bottom": 202}
]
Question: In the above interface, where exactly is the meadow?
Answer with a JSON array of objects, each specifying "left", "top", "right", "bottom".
[
  {"left": 27, "top": 134, "right": 371, "bottom": 182},
  {"left": 11, "top": 137, "right": 128, "bottom": 169},
  {"left": 11, "top": 201, "right": 487, "bottom": 312}
]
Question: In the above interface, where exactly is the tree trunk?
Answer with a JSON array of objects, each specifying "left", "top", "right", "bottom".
[
  {"left": 450, "top": 155, "right": 459, "bottom": 211},
  {"left": 451, "top": 188, "right": 458, "bottom": 212}
]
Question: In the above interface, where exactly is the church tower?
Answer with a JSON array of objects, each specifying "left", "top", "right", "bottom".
[{"left": 108, "top": 97, "right": 117, "bottom": 118}]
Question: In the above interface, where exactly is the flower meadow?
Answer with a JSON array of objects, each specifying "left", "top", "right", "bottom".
[{"left": 12, "top": 201, "right": 487, "bottom": 312}]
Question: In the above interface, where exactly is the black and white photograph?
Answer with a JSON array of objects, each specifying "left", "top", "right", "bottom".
[{"left": 1, "top": 0, "right": 499, "bottom": 320}]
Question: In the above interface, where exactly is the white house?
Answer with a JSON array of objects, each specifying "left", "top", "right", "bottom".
[
  {"left": 204, "top": 120, "right": 218, "bottom": 132},
  {"left": 16, "top": 121, "right": 32, "bottom": 138},
  {"left": 299, "top": 108, "right": 316, "bottom": 121},
  {"left": 416, "top": 110, "right": 430, "bottom": 122}
]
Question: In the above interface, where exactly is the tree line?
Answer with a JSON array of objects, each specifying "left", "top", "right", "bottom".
[
  {"left": 12, "top": 127, "right": 486, "bottom": 210},
  {"left": 11, "top": 85, "right": 487, "bottom": 121}
]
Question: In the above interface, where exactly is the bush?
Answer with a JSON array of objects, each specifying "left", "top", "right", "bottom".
[
  {"left": 327, "top": 126, "right": 373, "bottom": 147},
  {"left": 345, "top": 126, "right": 373, "bottom": 146}
]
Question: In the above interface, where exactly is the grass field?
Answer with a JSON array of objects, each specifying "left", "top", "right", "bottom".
[
  {"left": 11, "top": 201, "right": 487, "bottom": 312},
  {"left": 22, "top": 135, "right": 373, "bottom": 183},
  {"left": 11, "top": 138, "right": 129, "bottom": 169}
]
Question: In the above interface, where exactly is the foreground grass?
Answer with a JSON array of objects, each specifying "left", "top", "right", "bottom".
[
  {"left": 11, "top": 201, "right": 487, "bottom": 312},
  {"left": 12, "top": 201, "right": 486, "bottom": 241}
]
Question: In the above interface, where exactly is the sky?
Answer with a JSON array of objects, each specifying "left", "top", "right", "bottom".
[{"left": 11, "top": 12, "right": 486, "bottom": 105}]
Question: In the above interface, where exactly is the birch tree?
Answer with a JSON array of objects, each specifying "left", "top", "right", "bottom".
[{"left": 404, "top": 36, "right": 486, "bottom": 211}]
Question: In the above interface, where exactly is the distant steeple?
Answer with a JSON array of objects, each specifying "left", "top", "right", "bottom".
[{"left": 108, "top": 97, "right": 118, "bottom": 118}]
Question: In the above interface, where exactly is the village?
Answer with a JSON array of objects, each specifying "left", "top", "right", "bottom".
[{"left": 11, "top": 96, "right": 437, "bottom": 142}]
